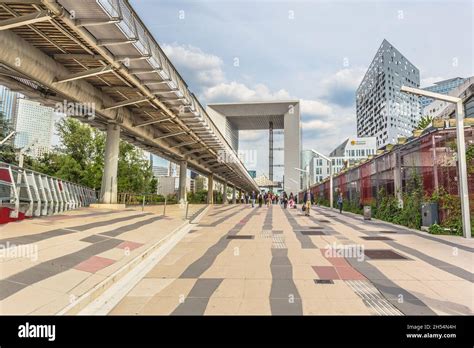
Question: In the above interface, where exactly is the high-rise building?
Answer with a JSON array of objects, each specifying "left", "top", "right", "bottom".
[
  {"left": 14, "top": 97, "right": 54, "bottom": 158},
  {"left": 356, "top": 39, "right": 421, "bottom": 149},
  {"left": 0, "top": 85, "right": 18, "bottom": 122},
  {"left": 420, "top": 77, "right": 466, "bottom": 110}
]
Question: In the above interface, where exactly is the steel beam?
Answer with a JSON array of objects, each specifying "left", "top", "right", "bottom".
[
  {"left": 171, "top": 141, "right": 197, "bottom": 148},
  {"left": 97, "top": 38, "right": 138, "bottom": 46},
  {"left": 54, "top": 65, "right": 113, "bottom": 84},
  {"left": 154, "top": 131, "right": 186, "bottom": 140},
  {"left": 133, "top": 117, "right": 171, "bottom": 128},
  {"left": 76, "top": 18, "right": 121, "bottom": 27},
  {"left": 103, "top": 96, "right": 149, "bottom": 110},
  {"left": 0, "top": 11, "right": 51, "bottom": 31}
]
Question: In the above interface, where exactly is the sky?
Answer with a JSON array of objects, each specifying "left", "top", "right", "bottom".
[{"left": 131, "top": 0, "right": 474, "bottom": 180}]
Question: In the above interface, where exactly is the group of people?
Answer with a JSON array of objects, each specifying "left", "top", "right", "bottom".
[
  {"left": 246, "top": 190, "right": 297, "bottom": 209},
  {"left": 243, "top": 189, "right": 345, "bottom": 215}
]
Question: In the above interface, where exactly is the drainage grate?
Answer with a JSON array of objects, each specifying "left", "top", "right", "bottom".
[
  {"left": 226, "top": 235, "right": 254, "bottom": 240},
  {"left": 308, "top": 226, "right": 324, "bottom": 230},
  {"left": 300, "top": 230, "right": 325, "bottom": 236},
  {"left": 379, "top": 231, "right": 397, "bottom": 234},
  {"left": 319, "top": 220, "right": 331, "bottom": 223},
  {"left": 364, "top": 249, "right": 408, "bottom": 260},
  {"left": 346, "top": 280, "right": 403, "bottom": 315},
  {"left": 314, "top": 279, "right": 334, "bottom": 284},
  {"left": 361, "top": 236, "right": 393, "bottom": 241}
]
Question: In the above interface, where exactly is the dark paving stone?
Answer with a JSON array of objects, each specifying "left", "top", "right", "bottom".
[
  {"left": 171, "top": 298, "right": 211, "bottom": 316},
  {"left": 270, "top": 298, "right": 303, "bottom": 315},
  {"left": 100, "top": 216, "right": 162, "bottom": 237},
  {"left": 299, "top": 230, "right": 325, "bottom": 235},
  {"left": 271, "top": 256, "right": 292, "bottom": 266},
  {"left": 1, "top": 238, "right": 123, "bottom": 300},
  {"left": 270, "top": 265, "right": 294, "bottom": 279},
  {"left": 361, "top": 236, "right": 393, "bottom": 241},
  {"left": 180, "top": 209, "right": 259, "bottom": 278},
  {"left": 364, "top": 249, "right": 409, "bottom": 260},
  {"left": 226, "top": 235, "right": 254, "bottom": 239},
  {"left": 314, "top": 279, "right": 334, "bottom": 284},
  {"left": 0, "top": 280, "right": 28, "bottom": 300},
  {"left": 318, "top": 220, "right": 331, "bottom": 223},
  {"left": 80, "top": 235, "right": 109, "bottom": 243},
  {"left": 379, "top": 230, "right": 398, "bottom": 234},
  {"left": 186, "top": 278, "right": 223, "bottom": 298},
  {"left": 0, "top": 213, "right": 150, "bottom": 247},
  {"left": 308, "top": 226, "right": 324, "bottom": 229}
]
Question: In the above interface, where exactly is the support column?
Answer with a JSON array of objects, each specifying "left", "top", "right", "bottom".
[
  {"left": 223, "top": 181, "right": 228, "bottom": 204},
  {"left": 100, "top": 123, "right": 120, "bottom": 204},
  {"left": 394, "top": 150, "right": 403, "bottom": 208},
  {"left": 232, "top": 186, "right": 236, "bottom": 204},
  {"left": 239, "top": 189, "right": 243, "bottom": 203},
  {"left": 207, "top": 174, "right": 214, "bottom": 204},
  {"left": 178, "top": 160, "right": 187, "bottom": 203}
]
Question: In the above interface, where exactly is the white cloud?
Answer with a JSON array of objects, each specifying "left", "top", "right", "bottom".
[
  {"left": 162, "top": 43, "right": 225, "bottom": 86},
  {"left": 300, "top": 99, "right": 333, "bottom": 117},
  {"left": 203, "top": 82, "right": 291, "bottom": 102}
]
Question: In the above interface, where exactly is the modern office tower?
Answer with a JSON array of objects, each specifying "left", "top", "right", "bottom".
[
  {"left": 156, "top": 176, "right": 176, "bottom": 196},
  {"left": 356, "top": 39, "right": 421, "bottom": 149},
  {"left": 0, "top": 85, "right": 18, "bottom": 122},
  {"left": 420, "top": 77, "right": 466, "bottom": 110},
  {"left": 423, "top": 77, "right": 474, "bottom": 119},
  {"left": 14, "top": 97, "right": 54, "bottom": 158}
]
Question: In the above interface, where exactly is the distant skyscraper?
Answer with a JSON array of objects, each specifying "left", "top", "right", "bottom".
[
  {"left": 420, "top": 77, "right": 466, "bottom": 110},
  {"left": 0, "top": 85, "right": 18, "bottom": 122},
  {"left": 357, "top": 39, "right": 421, "bottom": 149},
  {"left": 152, "top": 165, "right": 169, "bottom": 177},
  {"left": 14, "top": 97, "right": 54, "bottom": 158}
]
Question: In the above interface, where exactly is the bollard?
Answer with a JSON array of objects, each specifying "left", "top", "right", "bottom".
[
  {"left": 185, "top": 202, "right": 189, "bottom": 220},
  {"left": 163, "top": 197, "right": 167, "bottom": 216},
  {"left": 142, "top": 194, "right": 145, "bottom": 212}
]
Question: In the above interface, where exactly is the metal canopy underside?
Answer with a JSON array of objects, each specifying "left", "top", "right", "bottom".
[{"left": 0, "top": 0, "right": 258, "bottom": 192}]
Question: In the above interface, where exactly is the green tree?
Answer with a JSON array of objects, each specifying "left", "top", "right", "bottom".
[
  {"left": 0, "top": 111, "right": 17, "bottom": 164},
  {"left": 33, "top": 117, "right": 156, "bottom": 193}
]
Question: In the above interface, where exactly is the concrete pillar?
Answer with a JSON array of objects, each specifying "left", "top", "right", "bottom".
[
  {"left": 223, "top": 182, "right": 228, "bottom": 204},
  {"left": 239, "top": 189, "right": 243, "bottom": 203},
  {"left": 100, "top": 123, "right": 120, "bottom": 204},
  {"left": 207, "top": 174, "right": 214, "bottom": 204},
  {"left": 178, "top": 160, "right": 187, "bottom": 203},
  {"left": 232, "top": 186, "right": 236, "bottom": 204}
]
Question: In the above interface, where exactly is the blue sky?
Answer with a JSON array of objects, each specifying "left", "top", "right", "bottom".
[{"left": 131, "top": 0, "right": 474, "bottom": 179}]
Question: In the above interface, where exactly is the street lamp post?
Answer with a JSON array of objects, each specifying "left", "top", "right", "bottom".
[
  {"left": 401, "top": 85, "right": 471, "bottom": 238},
  {"left": 310, "top": 149, "right": 333, "bottom": 209}
]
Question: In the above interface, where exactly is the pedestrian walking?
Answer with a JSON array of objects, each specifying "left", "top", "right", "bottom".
[
  {"left": 337, "top": 192, "right": 344, "bottom": 214},
  {"left": 251, "top": 190, "right": 256, "bottom": 208}
]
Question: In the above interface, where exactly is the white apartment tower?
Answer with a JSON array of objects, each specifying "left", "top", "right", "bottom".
[{"left": 356, "top": 39, "right": 421, "bottom": 149}]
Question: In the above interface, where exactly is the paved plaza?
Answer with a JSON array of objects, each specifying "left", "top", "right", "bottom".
[
  {"left": 0, "top": 203, "right": 472, "bottom": 315},
  {"left": 109, "top": 204, "right": 473, "bottom": 316}
]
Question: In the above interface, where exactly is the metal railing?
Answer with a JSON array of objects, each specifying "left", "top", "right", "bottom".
[{"left": 0, "top": 161, "right": 97, "bottom": 222}]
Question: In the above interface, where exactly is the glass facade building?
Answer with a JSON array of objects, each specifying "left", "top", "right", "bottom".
[
  {"left": 420, "top": 77, "right": 466, "bottom": 110},
  {"left": 0, "top": 85, "right": 18, "bottom": 122}
]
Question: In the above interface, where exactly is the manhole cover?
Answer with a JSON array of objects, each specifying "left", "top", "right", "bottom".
[
  {"left": 361, "top": 236, "right": 393, "bottom": 241},
  {"left": 227, "top": 235, "right": 254, "bottom": 239},
  {"left": 364, "top": 249, "right": 408, "bottom": 260},
  {"left": 314, "top": 279, "right": 334, "bottom": 284},
  {"left": 300, "top": 230, "right": 325, "bottom": 235}
]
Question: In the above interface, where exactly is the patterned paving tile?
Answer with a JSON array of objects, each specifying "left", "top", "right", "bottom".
[
  {"left": 312, "top": 266, "right": 340, "bottom": 280},
  {"left": 74, "top": 256, "right": 115, "bottom": 273},
  {"left": 116, "top": 241, "right": 144, "bottom": 251}
]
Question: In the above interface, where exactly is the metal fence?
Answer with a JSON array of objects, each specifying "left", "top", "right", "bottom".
[{"left": 0, "top": 161, "right": 97, "bottom": 223}]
